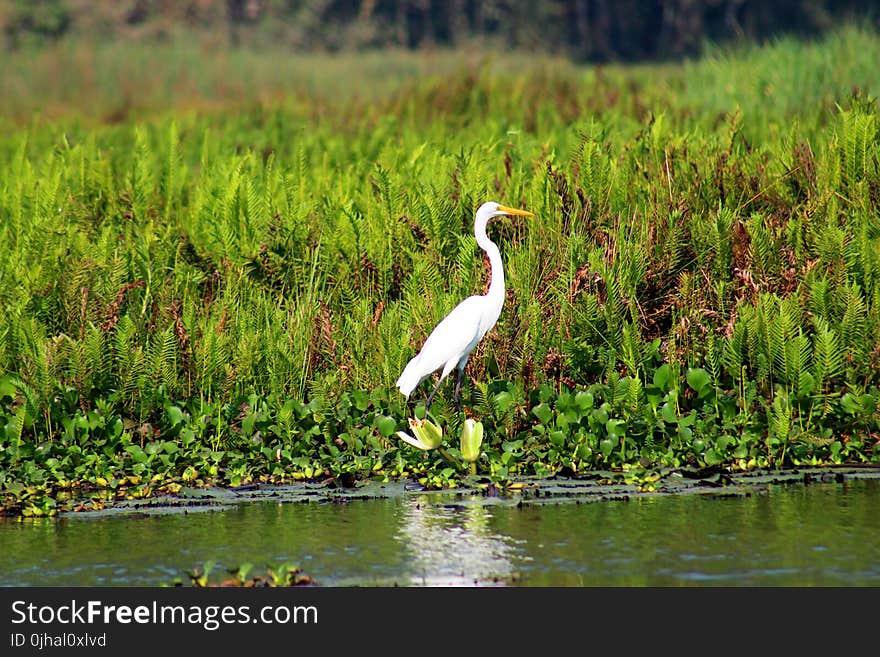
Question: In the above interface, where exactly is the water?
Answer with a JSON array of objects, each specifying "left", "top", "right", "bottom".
[{"left": 1, "top": 479, "right": 879, "bottom": 586}]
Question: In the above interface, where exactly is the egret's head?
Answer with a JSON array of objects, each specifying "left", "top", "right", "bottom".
[{"left": 475, "top": 201, "right": 534, "bottom": 235}]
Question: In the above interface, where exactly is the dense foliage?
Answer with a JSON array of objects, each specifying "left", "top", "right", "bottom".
[{"left": 1, "top": 27, "right": 879, "bottom": 516}]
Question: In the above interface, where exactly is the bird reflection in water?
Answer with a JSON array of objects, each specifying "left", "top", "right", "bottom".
[{"left": 394, "top": 498, "right": 526, "bottom": 586}]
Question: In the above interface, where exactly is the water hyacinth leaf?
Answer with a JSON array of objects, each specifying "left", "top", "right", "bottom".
[
  {"left": 242, "top": 413, "right": 257, "bottom": 436},
  {"left": 686, "top": 368, "right": 712, "bottom": 394},
  {"left": 0, "top": 376, "right": 18, "bottom": 400},
  {"left": 605, "top": 419, "right": 625, "bottom": 438},
  {"left": 165, "top": 405, "right": 185, "bottom": 427},
  {"left": 532, "top": 403, "right": 552, "bottom": 425},
  {"left": 502, "top": 439, "right": 523, "bottom": 453},
  {"left": 840, "top": 393, "right": 859, "bottom": 414},
  {"left": 678, "top": 411, "right": 697, "bottom": 427},
  {"left": 352, "top": 390, "right": 370, "bottom": 411},
  {"left": 108, "top": 418, "right": 124, "bottom": 439},
  {"left": 704, "top": 448, "right": 724, "bottom": 465},
  {"left": 493, "top": 391, "right": 515, "bottom": 415},
  {"left": 653, "top": 364, "right": 672, "bottom": 391},
  {"left": 556, "top": 392, "right": 574, "bottom": 413},
  {"left": 574, "top": 391, "right": 593, "bottom": 410},
  {"left": 87, "top": 411, "right": 102, "bottom": 430},
  {"left": 645, "top": 385, "right": 663, "bottom": 407},
  {"left": 126, "top": 445, "right": 147, "bottom": 463},
  {"left": 716, "top": 435, "right": 735, "bottom": 451},
  {"left": 375, "top": 415, "right": 397, "bottom": 437}
]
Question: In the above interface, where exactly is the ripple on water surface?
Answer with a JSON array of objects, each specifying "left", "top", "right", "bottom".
[{"left": 1, "top": 478, "right": 879, "bottom": 586}]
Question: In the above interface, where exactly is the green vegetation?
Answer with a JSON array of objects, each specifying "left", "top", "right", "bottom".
[
  {"left": 174, "top": 560, "right": 315, "bottom": 587},
  {"left": 2, "top": 27, "right": 880, "bottom": 517}
]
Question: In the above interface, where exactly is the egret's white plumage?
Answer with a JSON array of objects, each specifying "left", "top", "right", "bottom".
[{"left": 396, "top": 201, "right": 534, "bottom": 410}]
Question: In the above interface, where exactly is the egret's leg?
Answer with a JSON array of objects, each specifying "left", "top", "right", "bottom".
[
  {"left": 453, "top": 355, "right": 470, "bottom": 413},
  {"left": 425, "top": 377, "right": 444, "bottom": 413},
  {"left": 453, "top": 367, "right": 465, "bottom": 412}
]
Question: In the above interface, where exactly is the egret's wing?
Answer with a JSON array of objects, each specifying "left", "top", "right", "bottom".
[{"left": 411, "top": 295, "right": 484, "bottom": 376}]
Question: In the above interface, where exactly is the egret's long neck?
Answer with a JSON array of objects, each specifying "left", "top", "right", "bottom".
[{"left": 476, "top": 227, "right": 505, "bottom": 306}]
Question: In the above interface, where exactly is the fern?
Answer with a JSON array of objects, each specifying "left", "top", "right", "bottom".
[
  {"left": 811, "top": 316, "right": 843, "bottom": 392},
  {"left": 625, "top": 373, "right": 643, "bottom": 416},
  {"left": 782, "top": 333, "right": 811, "bottom": 396},
  {"left": 747, "top": 214, "right": 777, "bottom": 282},
  {"left": 839, "top": 105, "right": 877, "bottom": 193},
  {"left": 244, "top": 177, "right": 268, "bottom": 247},
  {"left": 215, "top": 160, "right": 244, "bottom": 255},
  {"left": 1, "top": 39, "right": 879, "bottom": 469},
  {"left": 713, "top": 205, "right": 735, "bottom": 277},
  {"left": 165, "top": 120, "right": 179, "bottom": 213},
  {"left": 722, "top": 311, "right": 747, "bottom": 379},
  {"left": 855, "top": 227, "right": 880, "bottom": 301},
  {"left": 706, "top": 334, "right": 722, "bottom": 390},
  {"left": 619, "top": 322, "right": 642, "bottom": 379},
  {"left": 577, "top": 126, "right": 613, "bottom": 212},
  {"left": 807, "top": 275, "right": 833, "bottom": 322},
  {"left": 113, "top": 316, "right": 146, "bottom": 408},
  {"left": 839, "top": 281, "right": 867, "bottom": 364},
  {"left": 765, "top": 295, "right": 801, "bottom": 385},
  {"left": 454, "top": 233, "right": 478, "bottom": 293},
  {"left": 35, "top": 166, "right": 61, "bottom": 222},
  {"left": 769, "top": 393, "right": 792, "bottom": 448},
  {"left": 129, "top": 127, "right": 154, "bottom": 221}
]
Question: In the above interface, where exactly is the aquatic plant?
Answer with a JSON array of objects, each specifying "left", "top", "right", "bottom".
[
  {"left": 460, "top": 418, "right": 485, "bottom": 474},
  {"left": 397, "top": 417, "right": 444, "bottom": 451},
  {"left": 176, "top": 561, "right": 315, "bottom": 587},
  {"left": 1, "top": 28, "right": 880, "bottom": 515}
]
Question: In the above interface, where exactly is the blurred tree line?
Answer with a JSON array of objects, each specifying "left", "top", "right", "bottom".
[{"left": 1, "top": 0, "right": 877, "bottom": 60}]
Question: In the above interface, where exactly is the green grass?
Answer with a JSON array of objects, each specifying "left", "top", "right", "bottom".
[{"left": 1, "top": 26, "right": 880, "bottom": 516}]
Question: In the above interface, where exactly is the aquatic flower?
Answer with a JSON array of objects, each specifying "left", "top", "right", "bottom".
[
  {"left": 397, "top": 417, "right": 443, "bottom": 450},
  {"left": 460, "top": 418, "right": 484, "bottom": 464}
]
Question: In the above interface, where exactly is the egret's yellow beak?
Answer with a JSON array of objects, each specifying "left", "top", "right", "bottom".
[{"left": 497, "top": 205, "right": 535, "bottom": 217}]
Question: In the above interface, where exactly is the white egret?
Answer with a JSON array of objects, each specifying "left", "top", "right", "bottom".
[{"left": 396, "top": 201, "right": 534, "bottom": 411}]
